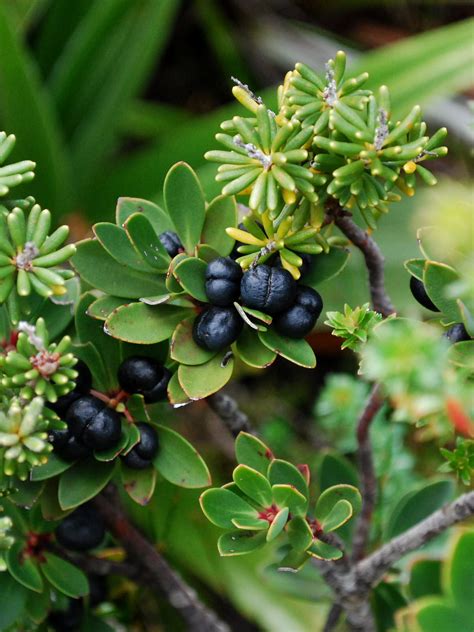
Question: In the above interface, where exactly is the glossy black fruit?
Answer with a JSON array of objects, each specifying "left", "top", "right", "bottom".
[
  {"left": 159, "top": 230, "right": 183, "bottom": 258},
  {"left": 48, "top": 360, "right": 92, "bottom": 417},
  {"left": 444, "top": 323, "right": 471, "bottom": 344},
  {"left": 117, "top": 356, "right": 170, "bottom": 403},
  {"left": 55, "top": 506, "right": 105, "bottom": 552},
  {"left": 193, "top": 306, "right": 243, "bottom": 351},
  {"left": 274, "top": 286, "right": 323, "bottom": 338},
  {"left": 121, "top": 422, "right": 159, "bottom": 469},
  {"left": 48, "top": 598, "right": 84, "bottom": 631},
  {"left": 240, "top": 265, "right": 296, "bottom": 315},
  {"left": 205, "top": 257, "right": 242, "bottom": 306},
  {"left": 65, "top": 396, "right": 121, "bottom": 451},
  {"left": 410, "top": 276, "right": 440, "bottom": 312},
  {"left": 50, "top": 428, "right": 91, "bottom": 461}
]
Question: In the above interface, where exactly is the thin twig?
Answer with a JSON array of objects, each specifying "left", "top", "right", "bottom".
[
  {"left": 94, "top": 487, "right": 230, "bottom": 632},
  {"left": 322, "top": 603, "right": 343, "bottom": 632},
  {"left": 351, "top": 384, "right": 384, "bottom": 561},
  {"left": 333, "top": 213, "right": 395, "bottom": 317},
  {"left": 355, "top": 490, "right": 474, "bottom": 589},
  {"left": 207, "top": 391, "right": 255, "bottom": 437}
]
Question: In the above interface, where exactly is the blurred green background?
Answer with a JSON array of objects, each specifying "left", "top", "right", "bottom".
[{"left": 0, "top": 2, "right": 472, "bottom": 630}]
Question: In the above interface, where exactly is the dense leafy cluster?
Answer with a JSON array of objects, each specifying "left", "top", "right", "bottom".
[{"left": 201, "top": 432, "right": 360, "bottom": 565}]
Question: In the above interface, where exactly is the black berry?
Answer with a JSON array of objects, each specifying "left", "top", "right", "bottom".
[
  {"left": 65, "top": 396, "right": 121, "bottom": 451},
  {"left": 121, "top": 423, "right": 159, "bottom": 469},
  {"left": 159, "top": 230, "right": 183, "bottom": 258},
  {"left": 410, "top": 276, "right": 439, "bottom": 312},
  {"left": 274, "top": 286, "right": 323, "bottom": 338},
  {"left": 50, "top": 428, "right": 91, "bottom": 462},
  {"left": 240, "top": 265, "right": 296, "bottom": 314},
  {"left": 193, "top": 306, "right": 243, "bottom": 351},
  {"left": 205, "top": 257, "right": 242, "bottom": 306},
  {"left": 48, "top": 599, "right": 83, "bottom": 631},
  {"left": 55, "top": 506, "right": 105, "bottom": 552},
  {"left": 444, "top": 323, "right": 471, "bottom": 344},
  {"left": 117, "top": 356, "right": 170, "bottom": 403}
]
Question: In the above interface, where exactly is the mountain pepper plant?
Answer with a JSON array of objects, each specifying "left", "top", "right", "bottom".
[{"left": 0, "top": 52, "right": 472, "bottom": 632}]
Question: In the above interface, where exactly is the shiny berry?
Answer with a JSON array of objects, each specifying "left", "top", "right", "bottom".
[
  {"left": 159, "top": 231, "right": 183, "bottom": 258},
  {"left": 205, "top": 257, "right": 242, "bottom": 306},
  {"left": 444, "top": 323, "right": 471, "bottom": 344},
  {"left": 117, "top": 356, "right": 170, "bottom": 403},
  {"left": 65, "top": 396, "right": 121, "bottom": 451},
  {"left": 121, "top": 423, "right": 159, "bottom": 469},
  {"left": 241, "top": 265, "right": 296, "bottom": 314},
  {"left": 50, "top": 428, "right": 91, "bottom": 462},
  {"left": 274, "top": 286, "right": 323, "bottom": 338},
  {"left": 55, "top": 506, "right": 105, "bottom": 552},
  {"left": 410, "top": 276, "right": 439, "bottom": 312},
  {"left": 193, "top": 306, "right": 243, "bottom": 351}
]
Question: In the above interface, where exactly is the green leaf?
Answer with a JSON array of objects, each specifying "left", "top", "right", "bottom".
[
  {"left": 58, "top": 459, "right": 115, "bottom": 510},
  {"left": 278, "top": 547, "right": 311, "bottom": 571},
  {"left": 272, "top": 484, "right": 308, "bottom": 517},
  {"left": 105, "top": 302, "right": 189, "bottom": 344},
  {"left": 26, "top": 585, "right": 50, "bottom": 624},
  {"left": 235, "top": 327, "right": 277, "bottom": 369},
  {"left": 122, "top": 422, "right": 141, "bottom": 455},
  {"left": 409, "top": 559, "right": 442, "bottom": 599},
  {"left": 164, "top": 162, "right": 206, "bottom": 253},
  {"left": 217, "top": 530, "right": 267, "bottom": 556},
  {"left": 315, "top": 485, "right": 361, "bottom": 522},
  {"left": 124, "top": 212, "right": 170, "bottom": 271},
  {"left": 174, "top": 257, "right": 208, "bottom": 302},
  {"left": 0, "top": 4, "right": 71, "bottom": 211},
  {"left": 268, "top": 459, "right": 308, "bottom": 498},
  {"left": 385, "top": 480, "right": 454, "bottom": 540},
  {"left": 423, "top": 261, "right": 461, "bottom": 322},
  {"left": 94, "top": 422, "right": 130, "bottom": 462},
  {"left": 9, "top": 481, "right": 44, "bottom": 508},
  {"left": 234, "top": 432, "right": 274, "bottom": 476},
  {"left": 87, "top": 295, "right": 128, "bottom": 321},
  {"left": 200, "top": 488, "right": 259, "bottom": 529},
  {"left": 287, "top": 516, "right": 314, "bottom": 552},
  {"left": 31, "top": 453, "right": 73, "bottom": 481},
  {"left": 258, "top": 329, "right": 316, "bottom": 368},
  {"left": 320, "top": 499, "right": 353, "bottom": 532},
  {"left": 166, "top": 371, "right": 192, "bottom": 406},
  {"left": 93, "top": 222, "right": 154, "bottom": 273},
  {"left": 232, "top": 516, "right": 269, "bottom": 531},
  {"left": 415, "top": 598, "right": 472, "bottom": 632},
  {"left": 318, "top": 452, "right": 359, "bottom": 491},
  {"left": 458, "top": 300, "right": 474, "bottom": 338},
  {"left": 6, "top": 542, "right": 43, "bottom": 593},
  {"left": 178, "top": 351, "right": 234, "bottom": 399},
  {"left": 153, "top": 425, "right": 211, "bottom": 488},
  {"left": 72, "top": 239, "right": 166, "bottom": 298},
  {"left": 0, "top": 573, "right": 27, "bottom": 630},
  {"left": 41, "top": 553, "right": 89, "bottom": 599},
  {"left": 196, "top": 243, "right": 221, "bottom": 263},
  {"left": 40, "top": 479, "right": 70, "bottom": 521},
  {"left": 72, "top": 341, "right": 109, "bottom": 394},
  {"left": 121, "top": 463, "right": 157, "bottom": 506},
  {"left": 170, "top": 318, "right": 217, "bottom": 365},
  {"left": 201, "top": 195, "right": 237, "bottom": 256},
  {"left": 304, "top": 248, "right": 350, "bottom": 288},
  {"left": 307, "top": 539, "right": 343, "bottom": 561},
  {"left": 446, "top": 530, "right": 474, "bottom": 611},
  {"left": 266, "top": 507, "right": 289, "bottom": 542},
  {"left": 116, "top": 197, "right": 174, "bottom": 234},
  {"left": 233, "top": 464, "right": 273, "bottom": 507},
  {"left": 448, "top": 341, "right": 474, "bottom": 372},
  {"left": 404, "top": 258, "right": 425, "bottom": 282}
]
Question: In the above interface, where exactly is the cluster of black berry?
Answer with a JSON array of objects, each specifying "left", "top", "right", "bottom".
[
  {"left": 49, "top": 356, "right": 167, "bottom": 469},
  {"left": 409, "top": 277, "right": 471, "bottom": 343},
  {"left": 193, "top": 255, "right": 323, "bottom": 351}
]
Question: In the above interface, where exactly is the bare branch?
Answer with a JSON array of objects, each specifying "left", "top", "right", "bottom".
[
  {"left": 207, "top": 391, "right": 255, "bottom": 437},
  {"left": 94, "top": 487, "right": 230, "bottom": 632},
  {"left": 322, "top": 604, "right": 343, "bottom": 632},
  {"left": 351, "top": 384, "right": 384, "bottom": 561},
  {"left": 355, "top": 491, "right": 474, "bottom": 588},
  {"left": 334, "top": 213, "right": 395, "bottom": 317}
]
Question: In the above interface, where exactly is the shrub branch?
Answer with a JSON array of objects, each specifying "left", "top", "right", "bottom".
[{"left": 207, "top": 391, "right": 254, "bottom": 436}]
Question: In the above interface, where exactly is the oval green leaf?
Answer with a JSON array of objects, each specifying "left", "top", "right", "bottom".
[
  {"left": 320, "top": 499, "right": 353, "bottom": 532},
  {"left": 268, "top": 459, "right": 308, "bottom": 498},
  {"left": 116, "top": 197, "right": 174, "bottom": 234},
  {"left": 93, "top": 222, "right": 154, "bottom": 273},
  {"left": 153, "top": 425, "right": 211, "bottom": 488},
  {"left": 174, "top": 257, "right": 208, "bottom": 302},
  {"left": 233, "top": 464, "right": 273, "bottom": 507},
  {"left": 266, "top": 507, "right": 289, "bottom": 542},
  {"left": 105, "top": 302, "right": 190, "bottom": 344},
  {"left": 170, "top": 318, "right": 217, "bottom": 365},
  {"left": 6, "top": 542, "right": 43, "bottom": 593},
  {"left": 235, "top": 432, "right": 274, "bottom": 475},
  {"left": 121, "top": 463, "right": 157, "bottom": 506},
  {"left": 258, "top": 329, "right": 316, "bottom": 368},
  {"left": 41, "top": 553, "right": 89, "bottom": 598},
  {"left": 125, "top": 212, "right": 170, "bottom": 271},
  {"left": 199, "top": 487, "right": 258, "bottom": 529},
  {"left": 315, "top": 484, "right": 362, "bottom": 522},
  {"left": 58, "top": 459, "right": 115, "bottom": 510},
  {"left": 236, "top": 327, "right": 277, "bottom": 368},
  {"left": 178, "top": 351, "right": 234, "bottom": 400},
  {"left": 217, "top": 530, "right": 267, "bottom": 557},
  {"left": 201, "top": 195, "right": 237, "bottom": 256}
]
